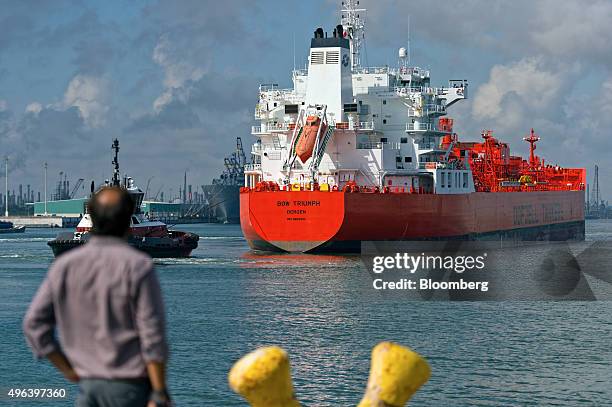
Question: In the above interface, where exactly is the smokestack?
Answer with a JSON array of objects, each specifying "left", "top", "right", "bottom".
[{"left": 183, "top": 172, "right": 187, "bottom": 204}]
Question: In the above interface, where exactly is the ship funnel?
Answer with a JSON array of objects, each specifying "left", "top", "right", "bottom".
[{"left": 305, "top": 24, "right": 353, "bottom": 123}]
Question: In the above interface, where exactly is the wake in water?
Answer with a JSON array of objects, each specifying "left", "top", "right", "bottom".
[{"left": 0, "top": 237, "right": 51, "bottom": 243}]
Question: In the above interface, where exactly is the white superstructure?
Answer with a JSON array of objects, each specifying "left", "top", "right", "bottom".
[{"left": 245, "top": 1, "right": 472, "bottom": 194}]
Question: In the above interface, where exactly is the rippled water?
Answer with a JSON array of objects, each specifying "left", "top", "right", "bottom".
[{"left": 1, "top": 222, "right": 611, "bottom": 406}]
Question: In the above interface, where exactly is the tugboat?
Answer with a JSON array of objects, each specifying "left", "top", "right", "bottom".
[
  {"left": 48, "top": 139, "right": 199, "bottom": 258},
  {"left": 0, "top": 220, "right": 25, "bottom": 234}
]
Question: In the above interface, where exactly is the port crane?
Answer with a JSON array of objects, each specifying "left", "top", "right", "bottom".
[
  {"left": 216, "top": 137, "right": 247, "bottom": 186},
  {"left": 69, "top": 178, "right": 84, "bottom": 198}
]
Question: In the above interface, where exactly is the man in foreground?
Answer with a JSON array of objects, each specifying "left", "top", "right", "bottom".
[{"left": 23, "top": 186, "right": 172, "bottom": 407}]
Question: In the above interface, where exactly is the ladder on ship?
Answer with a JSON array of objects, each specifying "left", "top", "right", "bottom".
[
  {"left": 272, "top": 135, "right": 282, "bottom": 150},
  {"left": 310, "top": 125, "right": 335, "bottom": 172},
  {"left": 284, "top": 110, "right": 306, "bottom": 171}
]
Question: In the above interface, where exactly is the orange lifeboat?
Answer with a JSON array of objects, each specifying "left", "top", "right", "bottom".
[{"left": 296, "top": 115, "right": 326, "bottom": 163}]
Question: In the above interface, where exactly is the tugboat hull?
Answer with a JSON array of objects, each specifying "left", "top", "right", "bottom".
[
  {"left": 0, "top": 226, "right": 26, "bottom": 234},
  {"left": 48, "top": 231, "right": 199, "bottom": 258}
]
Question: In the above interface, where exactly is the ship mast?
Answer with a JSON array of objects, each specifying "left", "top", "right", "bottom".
[
  {"left": 341, "top": 0, "right": 366, "bottom": 70},
  {"left": 523, "top": 128, "right": 540, "bottom": 169}
]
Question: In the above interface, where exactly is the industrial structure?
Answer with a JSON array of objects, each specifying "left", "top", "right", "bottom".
[{"left": 202, "top": 137, "right": 247, "bottom": 223}]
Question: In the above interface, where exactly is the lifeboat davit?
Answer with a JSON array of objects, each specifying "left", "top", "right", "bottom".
[{"left": 296, "top": 116, "right": 326, "bottom": 163}]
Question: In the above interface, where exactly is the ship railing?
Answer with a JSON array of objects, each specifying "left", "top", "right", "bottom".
[
  {"left": 244, "top": 164, "right": 262, "bottom": 172},
  {"left": 252, "top": 123, "right": 291, "bottom": 134},
  {"left": 251, "top": 144, "right": 263, "bottom": 154},
  {"left": 395, "top": 86, "right": 447, "bottom": 95},
  {"left": 292, "top": 68, "right": 308, "bottom": 76},
  {"left": 416, "top": 142, "right": 441, "bottom": 151},
  {"left": 329, "top": 121, "right": 375, "bottom": 131},
  {"left": 361, "top": 121, "right": 375, "bottom": 130},
  {"left": 354, "top": 121, "right": 375, "bottom": 131},
  {"left": 425, "top": 104, "right": 446, "bottom": 115},
  {"left": 354, "top": 66, "right": 431, "bottom": 77},
  {"left": 259, "top": 88, "right": 303, "bottom": 102},
  {"left": 397, "top": 66, "right": 431, "bottom": 77},
  {"left": 259, "top": 83, "right": 279, "bottom": 92},
  {"left": 449, "top": 79, "right": 468, "bottom": 89},
  {"left": 406, "top": 123, "right": 434, "bottom": 132},
  {"left": 269, "top": 123, "right": 291, "bottom": 132},
  {"left": 254, "top": 104, "right": 266, "bottom": 119},
  {"left": 395, "top": 86, "right": 425, "bottom": 95},
  {"left": 357, "top": 142, "right": 382, "bottom": 149},
  {"left": 383, "top": 142, "right": 401, "bottom": 150},
  {"left": 353, "top": 66, "right": 390, "bottom": 74},
  {"left": 241, "top": 184, "right": 437, "bottom": 194},
  {"left": 418, "top": 162, "right": 456, "bottom": 170},
  {"left": 357, "top": 142, "right": 401, "bottom": 150},
  {"left": 354, "top": 85, "right": 435, "bottom": 96},
  {"left": 251, "top": 126, "right": 265, "bottom": 135}
]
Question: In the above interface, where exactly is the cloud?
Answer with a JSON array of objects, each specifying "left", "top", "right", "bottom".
[
  {"left": 141, "top": 0, "right": 263, "bottom": 112},
  {"left": 2, "top": 0, "right": 612, "bottom": 199},
  {"left": 152, "top": 34, "right": 206, "bottom": 111},
  {"left": 62, "top": 75, "right": 110, "bottom": 128},
  {"left": 366, "top": 0, "right": 612, "bottom": 69},
  {"left": 471, "top": 58, "right": 570, "bottom": 129},
  {"left": 128, "top": 98, "right": 201, "bottom": 132},
  {"left": 531, "top": 0, "right": 612, "bottom": 65},
  {"left": 72, "top": 38, "right": 116, "bottom": 76},
  {"left": 0, "top": 100, "right": 7, "bottom": 111},
  {"left": 25, "top": 102, "right": 42, "bottom": 114}
]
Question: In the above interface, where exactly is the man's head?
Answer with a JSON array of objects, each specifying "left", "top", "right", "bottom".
[{"left": 88, "top": 186, "right": 135, "bottom": 237}]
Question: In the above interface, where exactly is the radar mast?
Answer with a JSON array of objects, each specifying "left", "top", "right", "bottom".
[{"left": 341, "top": 0, "right": 366, "bottom": 70}]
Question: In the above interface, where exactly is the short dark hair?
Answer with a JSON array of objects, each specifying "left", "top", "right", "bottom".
[{"left": 88, "top": 186, "right": 135, "bottom": 237}]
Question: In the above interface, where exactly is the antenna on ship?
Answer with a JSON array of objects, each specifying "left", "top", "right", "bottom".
[
  {"left": 407, "top": 15, "right": 411, "bottom": 66},
  {"left": 341, "top": 0, "right": 366, "bottom": 69},
  {"left": 398, "top": 16, "right": 411, "bottom": 71},
  {"left": 111, "top": 138, "right": 121, "bottom": 187}
]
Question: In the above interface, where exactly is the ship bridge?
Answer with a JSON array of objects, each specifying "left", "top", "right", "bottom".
[{"left": 246, "top": 0, "right": 469, "bottom": 194}]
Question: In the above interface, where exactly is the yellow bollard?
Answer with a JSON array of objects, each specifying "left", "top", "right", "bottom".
[
  {"left": 228, "top": 346, "right": 300, "bottom": 407},
  {"left": 358, "top": 342, "right": 431, "bottom": 407}
]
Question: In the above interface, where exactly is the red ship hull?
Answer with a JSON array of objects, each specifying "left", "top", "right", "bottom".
[{"left": 240, "top": 190, "right": 585, "bottom": 252}]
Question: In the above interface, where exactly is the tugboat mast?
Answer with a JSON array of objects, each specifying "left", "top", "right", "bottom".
[{"left": 111, "top": 139, "right": 121, "bottom": 187}]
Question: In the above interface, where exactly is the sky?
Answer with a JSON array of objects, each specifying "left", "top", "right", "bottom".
[{"left": 1, "top": 0, "right": 611, "bottom": 201}]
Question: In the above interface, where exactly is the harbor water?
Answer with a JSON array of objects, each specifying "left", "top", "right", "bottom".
[{"left": 1, "top": 221, "right": 611, "bottom": 406}]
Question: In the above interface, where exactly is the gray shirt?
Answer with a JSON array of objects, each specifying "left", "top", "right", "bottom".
[{"left": 23, "top": 236, "right": 168, "bottom": 379}]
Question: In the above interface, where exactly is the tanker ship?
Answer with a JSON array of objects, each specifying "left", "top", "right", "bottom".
[{"left": 240, "top": 1, "right": 585, "bottom": 253}]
